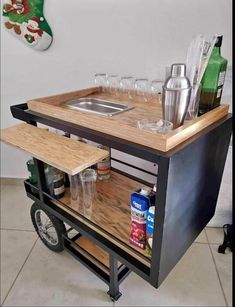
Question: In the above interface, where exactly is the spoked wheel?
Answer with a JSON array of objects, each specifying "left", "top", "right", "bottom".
[{"left": 31, "top": 202, "right": 66, "bottom": 252}]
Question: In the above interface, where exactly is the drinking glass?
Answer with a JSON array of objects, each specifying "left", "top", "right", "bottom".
[
  {"left": 120, "top": 76, "right": 135, "bottom": 99},
  {"left": 79, "top": 168, "right": 97, "bottom": 218},
  {"left": 186, "top": 84, "right": 202, "bottom": 120},
  {"left": 137, "top": 119, "right": 173, "bottom": 134},
  {"left": 165, "top": 66, "right": 171, "bottom": 80},
  {"left": 94, "top": 73, "right": 108, "bottom": 92},
  {"left": 134, "top": 78, "right": 150, "bottom": 102},
  {"left": 151, "top": 80, "right": 164, "bottom": 103},
  {"left": 68, "top": 174, "right": 83, "bottom": 211},
  {"left": 107, "top": 75, "right": 120, "bottom": 96}
]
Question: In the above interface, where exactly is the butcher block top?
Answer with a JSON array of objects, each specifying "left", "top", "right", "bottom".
[{"left": 27, "top": 87, "right": 229, "bottom": 152}]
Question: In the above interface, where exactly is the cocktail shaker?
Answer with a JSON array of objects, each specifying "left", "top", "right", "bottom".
[{"left": 162, "top": 63, "right": 191, "bottom": 128}]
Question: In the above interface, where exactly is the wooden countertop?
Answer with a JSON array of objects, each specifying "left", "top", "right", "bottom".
[{"left": 27, "top": 87, "right": 229, "bottom": 152}]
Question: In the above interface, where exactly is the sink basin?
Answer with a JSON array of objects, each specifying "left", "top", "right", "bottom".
[{"left": 64, "top": 98, "right": 134, "bottom": 117}]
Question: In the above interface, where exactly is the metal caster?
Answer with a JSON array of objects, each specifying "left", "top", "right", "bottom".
[{"left": 107, "top": 290, "right": 122, "bottom": 302}]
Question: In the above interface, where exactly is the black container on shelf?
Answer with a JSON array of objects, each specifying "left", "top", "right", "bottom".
[{"left": 44, "top": 164, "right": 65, "bottom": 199}]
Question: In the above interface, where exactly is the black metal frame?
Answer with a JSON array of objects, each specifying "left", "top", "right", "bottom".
[{"left": 11, "top": 103, "right": 232, "bottom": 300}]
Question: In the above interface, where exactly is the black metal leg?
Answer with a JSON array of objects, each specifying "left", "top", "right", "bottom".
[
  {"left": 218, "top": 224, "right": 233, "bottom": 253},
  {"left": 107, "top": 255, "right": 122, "bottom": 301},
  {"left": 33, "top": 158, "right": 47, "bottom": 202}
]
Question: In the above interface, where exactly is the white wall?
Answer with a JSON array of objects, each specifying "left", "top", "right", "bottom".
[{"left": 1, "top": 0, "right": 232, "bottom": 225}]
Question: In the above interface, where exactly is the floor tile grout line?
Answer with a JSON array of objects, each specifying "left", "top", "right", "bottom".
[
  {"left": 205, "top": 231, "right": 229, "bottom": 307},
  {"left": 194, "top": 241, "right": 222, "bottom": 245},
  {"left": 1, "top": 237, "right": 39, "bottom": 306},
  {"left": 0, "top": 228, "right": 35, "bottom": 233}
]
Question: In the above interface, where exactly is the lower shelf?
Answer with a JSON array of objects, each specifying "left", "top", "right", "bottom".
[
  {"left": 76, "top": 235, "right": 110, "bottom": 268},
  {"left": 52, "top": 171, "right": 152, "bottom": 266},
  {"left": 70, "top": 235, "right": 122, "bottom": 275}
]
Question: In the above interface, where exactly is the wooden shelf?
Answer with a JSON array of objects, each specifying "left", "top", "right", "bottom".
[
  {"left": 27, "top": 87, "right": 229, "bottom": 152},
  {"left": 52, "top": 171, "right": 152, "bottom": 266},
  {"left": 68, "top": 236, "right": 122, "bottom": 275},
  {"left": 75, "top": 236, "right": 110, "bottom": 269},
  {"left": 0, "top": 123, "right": 108, "bottom": 175}
]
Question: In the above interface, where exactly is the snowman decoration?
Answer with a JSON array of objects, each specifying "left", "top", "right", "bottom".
[
  {"left": 20, "top": 16, "right": 52, "bottom": 50},
  {"left": 23, "top": 17, "right": 44, "bottom": 45}
]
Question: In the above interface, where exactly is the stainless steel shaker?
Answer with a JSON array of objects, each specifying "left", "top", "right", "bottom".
[{"left": 162, "top": 63, "right": 191, "bottom": 128}]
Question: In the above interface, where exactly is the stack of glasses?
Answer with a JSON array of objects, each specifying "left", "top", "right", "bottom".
[{"left": 94, "top": 73, "right": 164, "bottom": 103}]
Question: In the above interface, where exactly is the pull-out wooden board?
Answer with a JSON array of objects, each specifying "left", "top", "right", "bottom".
[{"left": 0, "top": 123, "right": 108, "bottom": 175}]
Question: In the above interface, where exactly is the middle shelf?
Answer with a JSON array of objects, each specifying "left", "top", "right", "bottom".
[{"left": 51, "top": 171, "right": 152, "bottom": 265}]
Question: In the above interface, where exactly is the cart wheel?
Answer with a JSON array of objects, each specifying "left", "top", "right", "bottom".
[{"left": 31, "top": 203, "right": 66, "bottom": 252}]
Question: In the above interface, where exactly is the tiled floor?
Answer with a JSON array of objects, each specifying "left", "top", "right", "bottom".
[{"left": 0, "top": 181, "right": 232, "bottom": 306}]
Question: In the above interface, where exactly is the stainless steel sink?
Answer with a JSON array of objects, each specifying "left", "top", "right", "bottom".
[{"left": 64, "top": 98, "right": 134, "bottom": 117}]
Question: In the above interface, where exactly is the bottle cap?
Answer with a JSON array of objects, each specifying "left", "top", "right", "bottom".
[
  {"left": 215, "top": 35, "right": 223, "bottom": 47},
  {"left": 139, "top": 188, "right": 150, "bottom": 196},
  {"left": 148, "top": 206, "right": 155, "bottom": 214}
]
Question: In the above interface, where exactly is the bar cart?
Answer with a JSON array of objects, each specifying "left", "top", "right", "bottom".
[{"left": 1, "top": 87, "right": 232, "bottom": 301}]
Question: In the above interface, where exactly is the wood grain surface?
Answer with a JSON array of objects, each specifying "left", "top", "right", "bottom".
[
  {"left": 0, "top": 123, "right": 108, "bottom": 175},
  {"left": 75, "top": 236, "right": 110, "bottom": 268},
  {"left": 53, "top": 171, "right": 152, "bottom": 264},
  {"left": 27, "top": 87, "right": 229, "bottom": 152}
]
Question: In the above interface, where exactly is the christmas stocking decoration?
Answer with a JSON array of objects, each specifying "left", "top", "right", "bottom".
[{"left": 2, "top": 0, "right": 53, "bottom": 51}]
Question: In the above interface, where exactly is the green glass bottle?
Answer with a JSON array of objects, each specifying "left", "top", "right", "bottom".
[
  {"left": 27, "top": 159, "right": 37, "bottom": 185},
  {"left": 199, "top": 35, "right": 228, "bottom": 114}
]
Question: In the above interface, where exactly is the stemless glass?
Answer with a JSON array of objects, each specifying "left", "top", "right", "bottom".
[
  {"left": 120, "top": 76, "right": 135, "bottom": 99},
  {"left": 137, "top": 119, "right": 173, "bottom": 134},
  {"left": 186, "top": 83, "right": 202, "bottom": 120},
  {"left": 80, "top": 168, "right": 97, "bottom": 218},
  {"left": 68, "top": 174, "right": 83, "bottom": 211},
  {"left": 134, "top": 78, "right": 150, "bottom": 102},
  {"left": 94, "top": 73, "right": 108, "bottom": 92},
  {"left": 151, "top": 80, "right": 164, "bottom": 103},
  {"left": 165, "top": 66, "right": 171, "bottom": 80},
  {"left": 107, "top": 75, "right": 120, "bottom": 96}
]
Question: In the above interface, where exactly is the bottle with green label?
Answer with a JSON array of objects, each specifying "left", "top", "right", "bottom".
[{"left": 199, "top": 35, "right": 228, "bottom": 115}]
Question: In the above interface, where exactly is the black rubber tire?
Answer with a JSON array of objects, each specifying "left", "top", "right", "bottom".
[{"left": 30, "top": 202, "right": 66, "bottom": 252}]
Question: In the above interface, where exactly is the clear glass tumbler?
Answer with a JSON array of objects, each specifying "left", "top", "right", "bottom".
[
  {"left": 137, "top": 119, "right": 173, "bottom": 134},
  {"left": 68, "top": 174, "right": 83, "bottom": 211},
  {"left": 151, "top": 80, "right": 164, "bottom": 103},
  {"left": 134, "top": 78, "right": 150, "bottom": 102},
  {"left": 79, "top": 168, "right": 97, "bottom": 218},
  {"left": 165, "top": 66, "right": 171, "bottom": 80},
  {"left": 107, "top": 75, "right": 120, "bottom": 96},
  {"left": 94, "top": 73, "right": 108, "bottom": 92},
  {"left": 186, "top": 84, "right": 202, "bottom": 120},
  {"left": 120, "top": 76, "right": 135, "bottom": 99}
]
